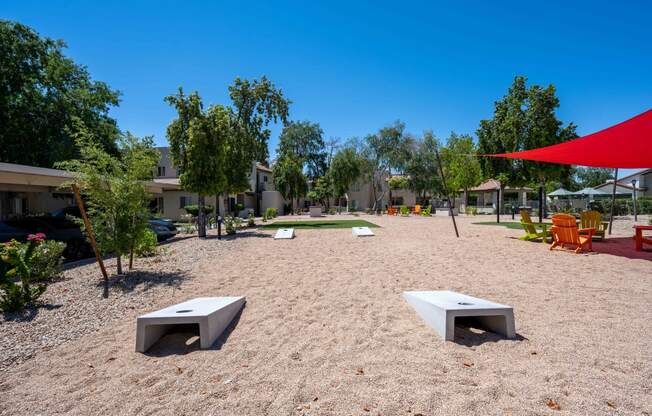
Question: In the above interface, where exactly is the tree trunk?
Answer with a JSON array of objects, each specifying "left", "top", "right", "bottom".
[
  {"left": 116, "top": 255, "right": 123, "bottom": 275},
  {"left": 129, "top": 247, "right": 134, "bottom": 270},
  {"left": 198, "top": 194, "right": 206, "bottom": 238},
  {"left": 538, "top": 184, "right": 544, "bottom": 223}
]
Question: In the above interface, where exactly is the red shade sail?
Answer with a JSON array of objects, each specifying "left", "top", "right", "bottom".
[{"left": 487, "top": 109, "right": 652, "bottom": 168}]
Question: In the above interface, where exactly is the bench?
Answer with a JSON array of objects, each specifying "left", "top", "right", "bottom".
[
  {"left": 403, "top": 290, "right": 515, "bottom": 341},
  {"left": 136, "top": 296, "right": 245, "bottom": 353},
  {"left": 634, "top": 225, "right": 652, "bottom": 251}
]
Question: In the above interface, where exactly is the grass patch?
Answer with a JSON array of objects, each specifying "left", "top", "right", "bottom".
[
  {"left": 260, "top": 219, "right": 379, "bottom": 230},
  {"left": 473, "top": 221, "right": 547, "bottom": 230}
]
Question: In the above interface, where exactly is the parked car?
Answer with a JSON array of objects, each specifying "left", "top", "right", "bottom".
[
  {"left": 0, "top": 216, "right": 93, "bottom": 260},
  {"left": 51, "top": 206, "right": 177, "bottom": 242}
]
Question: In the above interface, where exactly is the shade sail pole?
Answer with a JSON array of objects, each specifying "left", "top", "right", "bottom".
[
  {"left": 434, "top": 147, "right": 459, "bottom": 238},
  {"left": 608, "top": 168, "right": 618, "bottom": 235}
]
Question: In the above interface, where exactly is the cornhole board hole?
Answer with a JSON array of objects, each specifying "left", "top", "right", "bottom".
[
  {"left": 352, "top": 226, "right": 374, "bottom": 237},
  {"left": 274, "top": 228, "right": 295, "bottom": 239},
  {"left": 136, "top": 296, "right": 245, "bottom": 353},
  {"left": 403, "top": 291, "right": 515, "bottom": 341}
]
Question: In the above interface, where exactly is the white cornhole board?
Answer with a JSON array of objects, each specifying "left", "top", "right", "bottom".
[
  {"left": 136, "top": 296, "right": 245, "bottom": 353},
  {"left": 352, "top": 226, "right": 374, "bottom": 237},
  {"left": 274, "top": 228, "right": 295, "bottom": 239},
  {"left": 309, "top": 207, "right": 322, "bottom": 217},
  {"left": 403, "top": 291, "right": 515, "bottom": 341}
]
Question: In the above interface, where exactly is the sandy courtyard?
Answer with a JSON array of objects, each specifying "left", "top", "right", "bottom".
[{"left": 1, "top": 215, "right": 651, "bottom": 415}]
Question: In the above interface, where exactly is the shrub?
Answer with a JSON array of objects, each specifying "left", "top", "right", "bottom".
[
  {"left": 328, "top": 207, "right": 336, "bottom": 215},
  {"left": 183, "top": 204, "right": 214, "bottom": 216},
  {"left": 235, "top": 203, "right": 244, "bottom": 214},
  {"left": 134, "top": 229, "right": 158, "bottom": 257},
  {"left": 262, "top": 213, "right": 268, "bottom": 222},
  {"left": 421, "top": 206, "right": 432, "bottom": 216},
  {"left": 400, "top": 205, "right": 410, "bottom": 216},
  {"left": 247, "top": 211, "right": 255, "bottom": 227},
  {"left": 30, "top": 240, "right": 66, "bottom": 283},
  {"left": 265, "top": 207, "right": 278, "bottom": 218},
  {"left": 0, "top": 235, "right": 64, "bottom": 313},
  {"left": 465, "top": 207, "right": 478, "bottom": 215},
  {"left": 224, "top": 216, "right": 242, "bottom": 235}
]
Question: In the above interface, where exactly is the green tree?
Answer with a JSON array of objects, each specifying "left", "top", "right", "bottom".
[
  {"left": 277, "top": 121, "right": 327, "bottom": 180},
  {"left": 362, "top": 121, "right": 414, "bottom": 210},
  {"left": 57, "top": 120, "right": 159, "bottom": 286},
  {"left": 229, "top": 76, "right": 291, "bottom": 165},
  {"left": 576, "top": 167, "right": 613, "bottom": 188},
  {"left": 329, "top": 147, "right": 362, "bottom": 211},
  {"left": 477, "top": 76, "right": 576, "bottom": 216},
  {"left": 165, "top": 89, "right": 228, "bottom": 237},
  {"left": 0, "top": 20, "right": 121, "bottom": 168},
  {"left": 405, "top": 131, "right": 443, "bottom": 202},
  {"left": 273, "top": 156, "right": 307, "bottom": 213},
  {"left": 441, "top": 132, "right": 482, "bottom": 206},
  {"left": 307, "top": 176, "right": 334, "bottom": 208}
]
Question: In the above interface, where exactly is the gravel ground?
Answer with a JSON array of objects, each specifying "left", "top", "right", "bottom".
[
  {"left": 0, "top": 232, "right": 246, "bottom": 370},
  {"left": 0, "top": 215, "right": 650, "bottom": 415}
]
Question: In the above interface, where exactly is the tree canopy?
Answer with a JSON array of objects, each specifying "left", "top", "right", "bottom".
[
  {"left": 277, "top": 121, "right": 327, "bottom": 180},
  {"left": 477, "top": 76, "right": 577, "bottom": 188},
  {"left": 272, "top": 155, "right": 307, "bottom": 212},
  {"left": 0, "top": 20, "right": 121, "bottom": 168},
  {"left": 441, "top": 132, "right": 481, "bottom": 195}
]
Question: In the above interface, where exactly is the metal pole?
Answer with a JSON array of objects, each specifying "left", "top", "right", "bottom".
[
  {"left": 434, "top": 147, "right": 459, "bottom": 238},
  {"left": 608, "top": 168, "right": 618, "bottom": 235},
  {"left": 496, "top": 188, "right": 500, "bottom": 224},
  {"left": 632, "top": 180, "right": 638, "bottom": 222},
  {"left": 72, "top": 184, "right": 109, "bottom": 297}
]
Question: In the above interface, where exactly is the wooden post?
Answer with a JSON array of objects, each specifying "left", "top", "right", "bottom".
[
  {"left": 434, "top": 147, "right": 459, "bottom": 238},
  {"left": 608, "top": 168, "right": 618, "bottom": 235},
  {"left": 72, "top": 184, "right": 109, "bottom": 297}
]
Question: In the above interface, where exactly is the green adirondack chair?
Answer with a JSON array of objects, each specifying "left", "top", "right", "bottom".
[{"left": 519, "top": 210, "right": 551, "bottom": 243}]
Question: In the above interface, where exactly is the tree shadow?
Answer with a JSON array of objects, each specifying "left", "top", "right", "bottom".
[
  {"left": 590, "top": 237, "right": 652, "bottom": 261},
  {"left": 97, "top": 270, "right": 188, "bottom": 293},
  {"left": 2, "top": 303, "right": 63, "bottom": 322},
  {"left": 144, "top": 303, "right": 245, "bottom": 357},
  {"left": 453, "top": 317, "right": 527, "bottom": 347}
]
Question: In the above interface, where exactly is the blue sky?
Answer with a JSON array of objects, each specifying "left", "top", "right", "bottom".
[{"left": 3, "top": 1, "right": 651, "bottom": 177}]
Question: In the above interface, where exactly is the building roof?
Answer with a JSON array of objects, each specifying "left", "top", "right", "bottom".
[
  {"left": 0, "top": 162, "right": 164, "bottom": 193},
  {"left": 256, "top": 163, "right": 273, "bottom": 173},
  {"left": 466, "top": 179, "right": 533, "bottom": 192},
  {"left": 594, "top": 168, "right": 651, "bottom": 191}
]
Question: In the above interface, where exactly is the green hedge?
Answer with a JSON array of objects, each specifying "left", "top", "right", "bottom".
[
  {"left": 183, "top": 204, "right": 214, "bottom": 216},
  {"left": 589, "top": 198, "right": 652, "bottom": 215}
]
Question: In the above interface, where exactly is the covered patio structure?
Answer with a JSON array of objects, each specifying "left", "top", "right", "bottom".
[{"left": 460, "top": 179, "right": 533, "bottom": 214}]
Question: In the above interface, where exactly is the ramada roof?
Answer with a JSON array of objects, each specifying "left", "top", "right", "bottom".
[{"left": 465, "top": 179, "right": 533, "bottom": 192}]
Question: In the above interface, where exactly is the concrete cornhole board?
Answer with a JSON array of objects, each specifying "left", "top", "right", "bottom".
[
  {"left": 274, "top": 228, "right": 295, "bottom": 239},
  {"left": 309, "top": 206, "right": 323, "bottom": 217},
  {"left": 352, "top": 226, "right": 375, "bottom": 237},
  {"left": 136, "top": 296, "right": 245, "bottom": 353},
  {"left": 403, "top": 291, "right": 515, "bottom": 341}
]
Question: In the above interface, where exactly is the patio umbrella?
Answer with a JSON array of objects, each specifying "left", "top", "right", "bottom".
[
  {"left": 571, "top": 187, "right": 610, "bottom": 197},
  {"left": 548, "top": 188, "right": 574, "bottom": 196}
]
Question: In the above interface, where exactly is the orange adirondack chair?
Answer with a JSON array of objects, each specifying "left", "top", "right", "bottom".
[
  {"left": 387, "top": 206, "right": 397, "bottom": 216},
  {"left": 550, "top": 213, "right": 595, "bottom": 253},
  {"left": 411, "top": 204, "right": 422, "bottom": 215}
]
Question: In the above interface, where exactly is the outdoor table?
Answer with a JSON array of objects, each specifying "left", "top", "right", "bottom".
[{"left": 633, "top": 225, "right": 652, "bottom": 251}]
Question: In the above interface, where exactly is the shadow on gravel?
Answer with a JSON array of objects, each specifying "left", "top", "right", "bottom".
[
  {"left": 144, "top": 304, "right": 246, "bottom": 357},
  {"left": 453, "top": 317, "right": 527, "bottom": 347},
  {"left": 2, "top": 303, "right": 63, "bottom": 322},
  {"left": 97, "top": 270, "right": 188, "bottom": 294}
]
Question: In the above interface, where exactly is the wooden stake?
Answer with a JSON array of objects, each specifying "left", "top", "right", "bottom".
[
  {"left": 72, "top": 184, "right": 109, "bottom": 296},
  {"left": 434, "top": 147, "right": 460, "bottom": 238}
]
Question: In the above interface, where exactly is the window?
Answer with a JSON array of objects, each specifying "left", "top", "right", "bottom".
[
  {"left": 263, "top": 175, "right": 268, "bottom": 183},
  {"left": 157, "top": 166, "right": 166, "bottom": 177},
  {"left": 180, "top": 196, "right": 191, "bottom": 209},
  {"left": 350, "top": 181, "right": 361, "bottom": 192}
]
